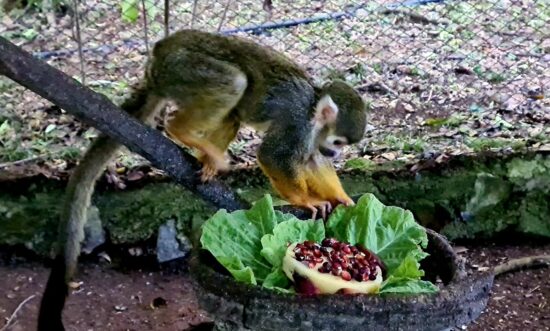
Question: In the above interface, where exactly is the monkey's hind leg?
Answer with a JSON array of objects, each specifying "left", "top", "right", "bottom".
[
  {"left": 198, "top": 117, "right": 240, "bottom": 180},
  {"left": 153, "top": 49, "right": 247, "bottom": 181},
  {"left": 166, "top": 111, "right": 236, "bottom": 181}
]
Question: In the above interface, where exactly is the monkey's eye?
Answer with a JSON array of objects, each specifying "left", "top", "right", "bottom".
[{"left": 333, "top": 139, "right": 345, "bottom": 146}]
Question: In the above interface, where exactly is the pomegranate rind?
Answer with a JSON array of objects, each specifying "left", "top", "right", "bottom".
[{"left": 282, "top": 243, "right": 383, "bottom": 294}]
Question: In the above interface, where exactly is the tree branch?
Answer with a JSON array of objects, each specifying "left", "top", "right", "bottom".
[
  {"left": 494, "top": 255, "right": 550, "bottom": 276},
  {"left": 0, "top": 36, "right": 254, "bottom": 213}
]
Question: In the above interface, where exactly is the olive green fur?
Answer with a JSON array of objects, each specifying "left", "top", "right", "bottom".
[{"left": 148, "top": 29, "right": 367, "bottom": 175}]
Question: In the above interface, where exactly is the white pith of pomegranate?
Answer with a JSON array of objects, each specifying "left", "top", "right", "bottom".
[{"left": 282, "top": 239, "right": 384, "bottom": 295}]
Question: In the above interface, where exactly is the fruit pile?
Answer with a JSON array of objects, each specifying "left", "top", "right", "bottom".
[{"left": 283, "top": 238, "right": 386, "bottom": 294}]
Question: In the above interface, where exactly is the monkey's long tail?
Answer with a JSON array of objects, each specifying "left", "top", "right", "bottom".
[
  {"left": 37, "top": 85, "right": 153, "bottom": 331},
  {"left": 37, "top": 255, "right": 67, "bottom": 331}
]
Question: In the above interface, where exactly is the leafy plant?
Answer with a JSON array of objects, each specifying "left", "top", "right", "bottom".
[
  {"left": 120, "top": 0, "right": 158, "bottom": 23},
  {"left": 344, "top": 158, "right": 375, "bottom": 171},
  {"left": 326, "top": 194, "right": 436, "bottom": 293},
  {"left": 200, "top": 194, "right": 438, "bottom": 294}
]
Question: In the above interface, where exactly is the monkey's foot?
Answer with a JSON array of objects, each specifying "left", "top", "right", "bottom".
[
  {"left": 200, "top": 163, "right": 218, "bottom": 182},
  {"left": 199, "top": 154, "right": 229, "bottom": 182},
  {"left": 304, "top": 201, "right": 332, "bottom": 220}
]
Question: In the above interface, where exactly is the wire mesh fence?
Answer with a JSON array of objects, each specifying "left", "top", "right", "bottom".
[{"left": 0, "top": 0, "right": 548, "bottom": 168}]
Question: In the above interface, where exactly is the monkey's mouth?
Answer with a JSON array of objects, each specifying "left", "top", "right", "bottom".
[{"left": 319, "top": 146, "right": 337, "bottom": 158}]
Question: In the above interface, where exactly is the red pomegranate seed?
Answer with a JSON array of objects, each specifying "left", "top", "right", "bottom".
[
  {"left": 293, "top": 239, "right": 383, "bottom": 285},
  {"left": 322, "top": 238, "right": 336, "bottom": 247},
  {"left": 313, "top": 248, "right": 322, "bottom": 258},
  {"left": 342, "top": 245, "right": 351, "bottom": 254},
  {"left": 359, "top": 246, "right": 373, "bottom": 259},
  {"left": 341, "top": 270, "right": 352, "bottom": 281}
]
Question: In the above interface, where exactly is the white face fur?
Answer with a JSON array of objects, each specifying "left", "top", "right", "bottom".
[
  {"left": 320, "top": 134, "right": 348, "bottom": 158},
  {"left": 314, "top": 95, "right": 349, "bottom": 159}
]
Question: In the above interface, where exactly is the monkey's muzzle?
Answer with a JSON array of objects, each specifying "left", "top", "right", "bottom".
[{"left": 319, "top": 146, "right": 338, "bottom": 158}]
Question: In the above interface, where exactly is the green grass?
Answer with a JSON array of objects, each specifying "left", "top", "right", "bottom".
[{"left": 465, "top": 137, "right": 527, "bottom": 152}]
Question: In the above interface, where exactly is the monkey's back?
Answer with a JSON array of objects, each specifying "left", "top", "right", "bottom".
[
  {"left": 152, "top": 29, "right": 308, "bottom": 82},
  {"left": 150, "top": 29, "right": 316, "bottom": 125}
]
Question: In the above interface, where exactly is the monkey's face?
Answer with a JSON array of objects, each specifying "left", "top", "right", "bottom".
[
  {"left": 319, "top": 133, "right": 348, "bottom": 159},
  {"left": 314, "top": 81, "right": 367, "bottom": 159}
]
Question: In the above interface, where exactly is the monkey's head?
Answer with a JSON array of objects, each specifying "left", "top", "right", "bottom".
[{"left": 313, "top": 80, "right": 367, "bottom": 159}]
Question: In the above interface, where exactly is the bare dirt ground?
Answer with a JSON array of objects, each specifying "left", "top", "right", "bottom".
[
  {"left": 0, "top": 261, "right": 210, "bottom": 331},
  {"left": 0, "top": 242, "right": 548, "bottom": 331}
]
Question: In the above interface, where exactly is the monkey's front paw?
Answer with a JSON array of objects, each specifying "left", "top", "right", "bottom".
[
  {"left": 336, "top": 196, "right": 355, "bottom": 207},
  {"left": 305, "top": 201, "right": 332, "bottom": 220}
]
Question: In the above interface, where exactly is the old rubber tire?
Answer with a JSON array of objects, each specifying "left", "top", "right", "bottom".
[{"left": 190, "top": 229, "right": 494, "bottom": 331}]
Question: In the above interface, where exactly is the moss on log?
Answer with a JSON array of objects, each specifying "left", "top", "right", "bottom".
[
  {"left": 0, "top": 152, "right": 548, "bottom": 256},
  {"left": 0, "top": 183, "right": 214, "bottom": 256}
]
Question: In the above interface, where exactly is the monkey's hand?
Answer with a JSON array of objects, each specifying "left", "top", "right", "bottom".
[
  {"left": 303, "top": 200, "right": 333, "bottom": 220},
  {"left": 278, "top": 188, "right": 334, "bottom": 220}
]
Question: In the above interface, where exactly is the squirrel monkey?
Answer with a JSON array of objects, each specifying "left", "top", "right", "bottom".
[{"left": 38, "top": 29, "right": 367, "bottom": 330}]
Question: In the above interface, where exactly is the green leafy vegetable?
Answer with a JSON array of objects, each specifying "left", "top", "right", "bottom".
[
  {"left": 326, "top": 193, "right": 434, "bottom": 293},
  {"left": 260, "top": 218, "right": 324, "bottom": 292},
  {"left": 326, "top": 194, "right": 428, "bottom": 270},
  {"left": 262, "top": 268, "right": 292, "bottom": 292},
  {"left": 200, "top": 193, "right": 437, "bottom": 295},
  {"left": 261, "top": 218, "right": 325, "bottom": 267},
  {"left": 380, "top": 254, "right": 438, "bottom": 293},
  {"left": 200, "top": 195, "right": 291, "bottom": 284}
]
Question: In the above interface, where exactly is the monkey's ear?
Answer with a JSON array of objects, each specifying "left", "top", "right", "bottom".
[{"left": 315, "top": 95, "right": 339, "bottom": 124}]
